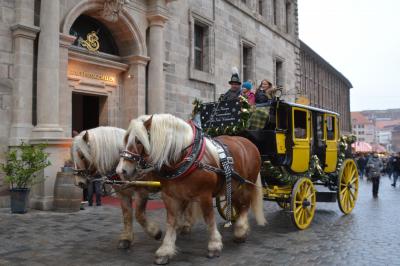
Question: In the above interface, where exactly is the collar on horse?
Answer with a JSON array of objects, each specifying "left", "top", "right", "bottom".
[{"left": 156, "top": 120, "right": 206, "bottom": 180}]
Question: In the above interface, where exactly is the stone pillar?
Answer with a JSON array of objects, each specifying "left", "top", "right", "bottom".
[
  {"left": 32, "top": 0, "right": 63, "bottom": 137},
  {"left": 147, "top": 14, "right": 167, "bottom": 114},
  {"left": 122, "top": 55, "right": 150, "bottom": 127},
  {"left": 29, "top": 0, "right": 71, "bottom": 211},
  {"left": 59, "top": 34, "right": 76, "bottom": 137},
  {"left": 9, "top": 0, "right": 38, "bottom": 145}
]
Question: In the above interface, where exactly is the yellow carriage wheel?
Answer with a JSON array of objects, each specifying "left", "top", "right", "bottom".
[
  {"left": 276, "top": 200, "right": 290, "bottom": 210},
  {"left": 215, "top": 195, "right": 238, "bottom": 222},
  {"left": 290, "top": 178, "right": 316, "bottom": 230},
  {"left": 337, "top": 159, "right": 359, "bottom": 214}
]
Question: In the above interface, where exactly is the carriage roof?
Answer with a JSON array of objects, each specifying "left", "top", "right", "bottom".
[{"left": 279, "top": 100, "right": 340, "bottom": 117}]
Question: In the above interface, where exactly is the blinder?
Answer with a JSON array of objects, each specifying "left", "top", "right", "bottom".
[{"left": 120, "top": 150, "right": 150, "bottom": 169}]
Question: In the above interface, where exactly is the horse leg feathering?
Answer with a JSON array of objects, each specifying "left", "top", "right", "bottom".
[
  {"left": 118, "top": 191, "right": 134, "bottom": 249},
  {"left": 134, "top": 188, "right": 162, "bottom": 240}
]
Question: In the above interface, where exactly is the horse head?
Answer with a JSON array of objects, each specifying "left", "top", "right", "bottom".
[
  {"left": 71, "top": 130, "right": 98, "bottom": 187},
  {"left": 117, "top": 114, "right": 195, "bottom": 180},
  {"left": 117, "top": 115, "right": 153, "bottom": 180}
]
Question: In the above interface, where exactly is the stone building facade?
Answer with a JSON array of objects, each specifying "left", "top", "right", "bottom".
[
  {"left": 299, "top": 41, "right": 352, "bottom": 133},
  {"left": 0, "top": 0, "right": 301, "bottom": 208}
]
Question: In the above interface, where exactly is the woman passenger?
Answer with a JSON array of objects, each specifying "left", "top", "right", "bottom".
[{"left": 255, "top": 79, "right": 277, "bottom": 104}]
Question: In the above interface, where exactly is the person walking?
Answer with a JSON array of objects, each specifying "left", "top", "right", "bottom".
[
  {"left": 357, "top": 154, "right": 367, "bottom": 180},
  {"left": 366, "top": 153, "right": 383, "bottom": 197},
  {"left": 391, "top": 152, "right": 400, "bottom": 187}
]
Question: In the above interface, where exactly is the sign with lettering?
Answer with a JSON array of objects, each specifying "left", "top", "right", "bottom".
[
  {"left": 200, "top": 100, "right": 241, "bottom": 129},
  {"left": 69, "top": 70, "right": 116, "bottom": 83}
]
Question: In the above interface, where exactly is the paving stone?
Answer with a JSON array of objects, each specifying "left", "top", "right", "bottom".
[{"left": 1, "top": 176, "right": 400, "bottom": 265}]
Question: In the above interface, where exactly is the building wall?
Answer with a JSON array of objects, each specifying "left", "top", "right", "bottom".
[
  {"left": 299, "top": 41, "right": 352, "bottom": 133},
  {"left": 164, "top": 0, "right": 300, "bottom": 119},
  {"left": 0, "top": 0, "right": 305, "bottom": 208},
  {"left": 352, "top": 123, "right": 375, "bottom": 143},
  {"left": 0, "top": 0, "right": 15, "bottom": 206}
]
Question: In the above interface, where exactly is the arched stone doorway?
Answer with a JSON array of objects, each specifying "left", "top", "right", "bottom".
[{"left": 60, "top": 1, "right": 149, "bottom": 135}]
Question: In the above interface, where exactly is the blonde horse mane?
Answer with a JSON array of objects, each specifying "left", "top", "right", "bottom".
[
  {"left": 72, "top": 126, "right": 126, "bottom": 175},
  {"left": 126, "top": 114, "right": 220, "bottom": 170}
]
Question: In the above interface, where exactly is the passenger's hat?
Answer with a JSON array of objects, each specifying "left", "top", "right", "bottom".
[
  {"left": 229, "top": 67, "right": 241, "bottom": 85},
  {"left": 242, "top": 81, "right": 252, "bottom": 90}
]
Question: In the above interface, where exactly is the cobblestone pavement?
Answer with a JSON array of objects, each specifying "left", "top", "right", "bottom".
[{"left": 1, "top": 176, "right": 400, "bottom": 266}]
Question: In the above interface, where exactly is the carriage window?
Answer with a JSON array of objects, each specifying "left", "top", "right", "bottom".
[
  {"left": 294, "top": 110, "right": 307, "bottom": 139},
  {"left": 326, "top": 116, "right": 336, "bottom": 140},
  {"left": 277, "top": 107, "right": 288, "bottom": 129},
  {"left": 316, "top": 115, "right": 323, "bottom": 140}
]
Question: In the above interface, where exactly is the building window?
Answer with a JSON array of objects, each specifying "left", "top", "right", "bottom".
[
  {"left": 69, "top": 15, "right": 119, "bottom": 55},
  {"left": 273, "top": 0, "right": 277, "bottom": 25},
  {"left": 258, "top": 0, "right": 263, "bottom": 15},
  {"left": 194, "top": 24, "right": 205, "bottom": 71},
  {"left": 243, "top": 46, "right": 252, "bottom": 82},
  {"left": 275, "top": 58, "right": 284, "bottom": 88},
  {"left": 285, "top": 1, "right": 291, "bottom": 33},
  {"left": 189, "top": 11, "right": 215, "bottom": 84},
  {"left": 241, "top": 39, "right": 255, "bottom": 82}
]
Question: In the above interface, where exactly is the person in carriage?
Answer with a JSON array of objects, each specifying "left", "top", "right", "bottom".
[
  {"left": 241, "top": 81, "right": 256, "bottom": 105},
  {"left": 220, "top": 67, "right": 242, "bottom": 101},
  {"left": 248, "top": 79, "right": 278, "bottom": 130}
]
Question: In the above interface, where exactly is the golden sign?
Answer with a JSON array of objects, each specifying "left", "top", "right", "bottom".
[
  {"left": 69, "top": 70, "right": 115, "bottom": 82},
  {"left": 80, "top": 31, "right": 100, "bottom": 52}
]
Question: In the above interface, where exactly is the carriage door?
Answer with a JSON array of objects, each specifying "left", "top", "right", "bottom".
[
  {"left": 324, "top": 114, "right": 338, "bottom": 172},
  {"left": 291, "top": 108, "right": 311, "bottom": 172}
]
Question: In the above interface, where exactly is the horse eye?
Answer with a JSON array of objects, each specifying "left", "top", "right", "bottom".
[{"left": 135, "top": 139, "right": 141, "bottom": 145}]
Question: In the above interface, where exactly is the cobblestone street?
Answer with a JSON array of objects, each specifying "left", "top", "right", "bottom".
[{"left": 1, "top": 176, "right": 400, "bottom": 266}]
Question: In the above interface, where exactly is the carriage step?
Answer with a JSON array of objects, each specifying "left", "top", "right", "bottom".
[{"left": 316, "top": 192, "right": 337, "bottom": 202}]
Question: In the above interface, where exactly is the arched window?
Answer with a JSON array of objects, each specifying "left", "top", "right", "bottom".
[{"left": 69, "top": 15, "right": 119, "bottom": 55}]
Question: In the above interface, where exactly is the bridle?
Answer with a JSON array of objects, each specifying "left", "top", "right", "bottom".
[{"left": 120, "top": 149, "right": 151, "bottom": 170}]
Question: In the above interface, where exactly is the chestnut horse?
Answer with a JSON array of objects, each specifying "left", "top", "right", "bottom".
[
  {"left": 72, "top": 126, "right": 163, "bottom": 249},
  {"left": 116, "top": 114, "right": 266, "bottom": 264}
]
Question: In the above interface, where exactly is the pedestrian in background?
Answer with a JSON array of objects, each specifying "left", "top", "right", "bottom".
[
  {"left": 366, "top": 153, "right": 383, "bottom": 197},
  {"left": 391, "top": 152, "right": 400, "bottom": 187},
  {"left": 357, "top": 153, "right": 367, "bottom": 180},
  {"left": 87, "top": 174, "right": 102, "bottom": 206}
]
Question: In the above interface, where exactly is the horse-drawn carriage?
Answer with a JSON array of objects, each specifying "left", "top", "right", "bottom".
[
  {"left": 72, "top": 94, "right": 359, "bottom": 263},
  {"left": 199, "top": 97, "right": 359, "bottom": 230}
]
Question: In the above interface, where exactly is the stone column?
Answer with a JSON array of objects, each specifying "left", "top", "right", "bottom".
[
  {"left": 9, "top": 0, "right": 38, "bottom": 145},
  {"left": 122, "top": 55, "right": 150, "bottom": 127},
  {"left": 59, "top": 34, "right": 76, "bottom": 137},
  {"left": 147, "top": 14, "right": 167, "bottom": 114},
  {"left": 32, "top": 0, "right": 63, "bottom": 137}
]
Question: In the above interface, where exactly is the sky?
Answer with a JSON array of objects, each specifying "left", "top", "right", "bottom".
[{"left": 298, "top": 0, "right": 400, "bottom": 112}]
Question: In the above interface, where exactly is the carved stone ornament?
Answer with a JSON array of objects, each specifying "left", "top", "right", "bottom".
[{"left": 102, "top": 0, "right": 130, "bottom": 22}]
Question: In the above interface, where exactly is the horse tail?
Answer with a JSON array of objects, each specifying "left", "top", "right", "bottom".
[{"left": 250, "top": 173, "right": 266, "bottom": 226}]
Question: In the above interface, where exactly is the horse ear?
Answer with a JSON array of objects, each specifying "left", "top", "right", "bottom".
[
  {"left": 144, "top": 115, "right": 153, "bottom": 131},
  {"left": 83, "top": 131, "right": 89, "bottom": 142}
]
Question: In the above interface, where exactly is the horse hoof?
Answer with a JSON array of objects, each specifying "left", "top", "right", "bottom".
[
  {"left": 118, "top": 239, "right": 131, "bottom": 249},
  {"left": 154, "top": 256, "right": 169, "bottom": 265},
  {"left": 180, "top": 226, "right": 191, "bottom": 235},
  {"left": 233, "top": 237, "right": 247, "bottom": 244},
  {"left": 154, "top": 230, "right": 162, "bottom": 240},
  {"left": 207, "top": 249, "right": 221, "bottom": 259}
]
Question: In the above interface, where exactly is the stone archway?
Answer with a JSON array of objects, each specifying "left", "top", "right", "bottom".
[
  {"left": 61, "top": 0, "right": 146, "bottom": 57},
  {"left": 60, "top": 1, "right": 150, "bottom": 130}
]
